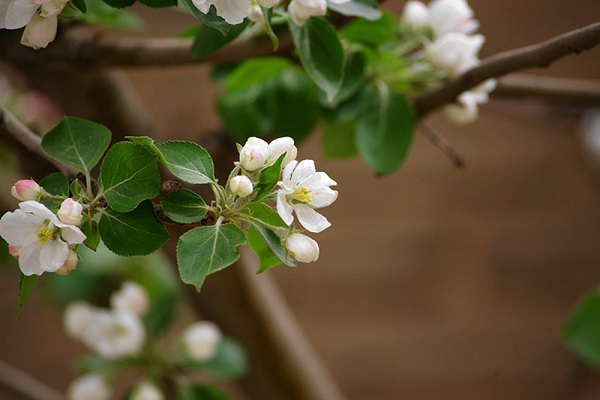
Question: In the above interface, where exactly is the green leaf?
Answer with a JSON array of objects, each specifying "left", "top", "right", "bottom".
[
  {"left": 156, "top": 141, "right": 215, "bottom": 185},
  {"left": 99, "top": 201, "right": 170, "bottom": 256},
  {"left": 101, "top": 0, "right": 135, "bottom": 8},
  {"left": 253, "top": 154, "right": 284, "bottom": 201},
  {"left": 39, "top": 172, "right": 69, "bottom": 197},
  {"left": 224, "top": 57, "right": 292, "bottom": 92},
  {"left": 179, "top": 0, "right": 233, "bottom": 35},
  {"left": 327, "top": 0, "right": 382, "bottom": 21},
  {"left": 99, "top": 142, "right": 161, "bottom": 213},
  {"left": 248, "top": 226, "right": 280, "bottom": 272},
  {"left": 192, "top": 20, "right": 249, "bottom": 59},
  {"left": 328, "top": 51, "right": 366, "bottom": 107},
  {"left": 177, "top": 384, "right": 230, "bottom": 400},
  {"left": 161, "top": 189, "right": 208, "bottom": 223},
  {"left": 562, "top": 287, "right": 600, "bottom": 368},
  {"left": 79, "top": 0, "right": 143, "bottom": 29},
  {"left": 137, "top": 0, "right": 177, "bottom": 8},
  {"left": 81, "top": 218, "right": 101, "bottom": 251},
  {"left": 356, "top": 86, "right": 415, "bottom": 174},
  {"left": 18, "top": 274, "right": 38, "bottom": 320},
  {"left": 125, "top": 136, "right": 166, "bottom": 163},
  {"left": 289, "top": 17, "right": 345, "bottom": 102},
  {"left": 183, "top": 337, "right": 248, "bottom": 380},
  {"left": 177, "top": 223, "right": 246, "bottom": 291},
  {"left": 341, "top": 12, "right": 399, "bottom": 48},
  {"left": 71, "top": 0, "right": 87, "bottom": 12},
  {"left": 322, "top": 119, "right": 358, "bottom": 158},
  {"left": 42, "top": 117, "right": 111, "bottom": 175},
  {"left": 249, "top": 223, "right": 295, "bottom": 271}
]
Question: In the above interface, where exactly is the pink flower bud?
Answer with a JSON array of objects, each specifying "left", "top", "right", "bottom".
[
  {"left": 229, "top": 175, "right": 254, "bottom": 198},
  {"left": 58, "top": 198, "right": 83, "bottom": 226},
  {"left": 11, "top": 179, "right": 41, "bottom": 201},
  {"left": 56, "top": 248, "right": 78, "bottom": 276},
  {"left": 8, "top": 245, "right": 19, "bottom": 259}
]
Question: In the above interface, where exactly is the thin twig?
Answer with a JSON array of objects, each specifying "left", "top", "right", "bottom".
[
  {"left": 0, "top": 359, "right": 63, "bottom": 400},
  {"left": 415, "top": 22, "right": 600, "bottom": 118},
  {"left": 419, "top": 123, "right": 465, "bottom": 168},
  {"left": 0, "top": 107, "right": 76, "bottom": 177},
  {"left": 495, "top": 74, "right": 600, "bottom": 107}
]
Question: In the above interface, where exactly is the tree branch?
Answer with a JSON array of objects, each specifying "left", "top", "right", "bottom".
[
  {"left": 415, "top": 22, "right": 600, "bottom": 118},
  {"left": 0, "top": 359, "right": 63, "bottom": 400}
]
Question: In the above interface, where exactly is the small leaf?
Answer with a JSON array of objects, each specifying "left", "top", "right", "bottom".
[
  {"left": 562, "top": 287, "right": 600, "bottom": 368},
  {"left": 99, "top": 201, "right": 170, "bottom": 256},
  {"left": 192, "top": 20, "right": 249, "bottom": 59},
  {"left": 137, "top": 0, "right": 177, "bottom": 8},
  {"left": 99, "top": 142, "right": 161, "bottom": 213},
  {"left": 250, "top": 223, "right": 295, "bottom": 271},
  {"left": 101, "top": 0, "right": 135, "bottom": 8},
  {"left": 341, "top": 12, "right": 399, "bottom": 47},
  {"left": 70, "top": 0, "right": 87, "bottom": 12},
  {"left": 39, "top": 172, "right": 69, "bottom": 197},
  {"left": 248, "top": 226, "right": 281, "bottom": 272},
  {"left": 177, "top": 223, "right": 246, "bottom": 291},
  {"left": 42, "top": 117, "right": 111, "bottom": 175},
  {"left": 322, "top": 119, "right": 358, "bottom": 158},
  {"left": 156, "top": 141, "right": 215, "bottom": 185},
  {"left": 125, "top": 136, "right": 166, "bottom": 163},
  {"left": 328, "top": 51, "right": 366, "bottom": 106},
  {"left": 79, "top": 0, "right": 143, "bottom": 29},
  {"left": 70, "top": 179, "right": 83, "bottom": 200},
  {"left": 327, "top": 0, "right": 382, "bottom": 21},
  {"left": 81, "top": 218, "right": 101, "bottom": 251},
  {"left": 177, "top": 384, "right": 230, "bottom": 400},
  {"left": 289, "top": 17, "right": 345, "bottom": 102},
  {"left": 356, "top": 86, "right": 415, "bottom": 174},
  {"left": 161, "top": 189, "right": 208, "bottom": 224},
  {"left": 253, "top": 154, "right": 284, "bottom": 201},
  {"left": 179, "top": 0, "right": 233, "bottom": 35},
  {"left": 18, "top": 274, "right": 38, "bottom": 320},
  {"left": 183, "top": 337, "right": 248, "bottom": 379}
]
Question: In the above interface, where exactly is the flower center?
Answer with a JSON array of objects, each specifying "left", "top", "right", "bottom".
[
  {"left": 37, "top": 221, "right": 58, "bottom": 245},
  {"left": 288, "top": 187, "right": 312, "bottom": 204}
]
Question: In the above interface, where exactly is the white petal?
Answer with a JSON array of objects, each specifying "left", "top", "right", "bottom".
[
  {"left": 192, "top": 0, "right": 211, "bottom": 13},
  {"left": 213, "top": 0, "right": 250, "bottom": 24},
  {"left": 20, "top": 13, "right": 57, "bottom": 49},
  {"left": 18, "top": 243, "right": 45, "bottom": 275},
  {"left": 19, "top": 200, "right": 56, "bottom": 220},
  {"left": 0, "top": 210, "right": 41, "bottom": 246},
  {"left": 295, "top": 205, "right": 331, "bottom": 233},
  {"left": 40, "top": 239, "right": 69, "bottom": 272},
  {"left": 5, "top": 0, "right": 38, "bottom": 29},
  {"left": 291, "top": 159, "right": 316, "bottom": 186},
  {"left": 57, "top": 224, "right": 86, "bottom": 245},
  {"left": 276, "top": 191, "right": 294, "bottom": 226},
  {"left": 281, "top": 160, "right": 298, "bottom": 184},
  {"left": 257, "top": 0, "right": 279, "bottom": 8}
]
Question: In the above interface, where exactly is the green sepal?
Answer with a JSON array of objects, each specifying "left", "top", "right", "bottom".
[{"left": 253, "top": 154, "right": 284, "bottom": 201}]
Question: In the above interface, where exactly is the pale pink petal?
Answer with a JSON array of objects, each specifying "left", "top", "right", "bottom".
[
  {"left": 213, "top": 0, "right": 250, "bottom": 24},
  {"left": 276, "top": 191, "right": 294, "bottom": 226},
  {"left": 19, "top": 200, "right": 56, "bottom": 220},
  {"left": 281, "top": 160, "right": 298, "bottom": 184},
  {"left": 0, "top": 210, "right": 40, "bottom": 246},
  {"left": 59, "top": 224, "right": 86, "bottom": 245},
  {"left": 295, "top": 204, "right": 331, "bottom": 233},
  {"left": 20, "top": 13, "right": 57, "bottom": 49},
  {"left": 40, "top": 239, "right": 69, "bottom": 272},
  {"left": 17, "top": 243, "right": 45, "bottom": 275},
  {"left": 5, "top": 0, "right": 39, "bottom": 29}
]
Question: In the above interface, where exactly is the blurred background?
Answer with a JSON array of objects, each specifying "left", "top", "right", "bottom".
[{"left": 1, "top": 0, "right": 600, "bottom": 399}]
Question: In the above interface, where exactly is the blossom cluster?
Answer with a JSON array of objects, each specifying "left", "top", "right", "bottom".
[
  {"left": 0, "top": 180, "right": 86, "bottom": 276},
  {"left": 233, "top": 136, "right": 338, "bottom": 263},
  {"left": 400, "top": 0, "right": 496, "bottom": 124},
  {"left": 65, "top": 281, "right": 225, "bottom": 400}
]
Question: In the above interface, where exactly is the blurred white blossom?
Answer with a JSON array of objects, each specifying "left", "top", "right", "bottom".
[
  {"left": 182, "top": 321, "right": 222, "bottom": 361},
  {"left": 110, "top": 281, "right": 149, "bottom": 317},
  {"left": 67, "top": 374, "right": 111, "bottom": 400}
]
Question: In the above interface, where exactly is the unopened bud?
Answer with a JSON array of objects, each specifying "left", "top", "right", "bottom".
[
  {"left": 56, "top": 248, "right": 78, "bottom": 276},
  {"left": 130, "top": 381, "right": 164, "bottom": 400},
  {"left": 11, "top": 179, "right": 41, "bottom": 201},
  {"left": 285, "top": 233, "right": 319, "bottom": 263},
  {"left": 8, "top": 245, "right": 19, "bottom": 259},
  {"left": 67, "top": 374, "right": 111, "bottom": 400},
  {"left": 402, "top": 1, "right": 429, "bottom": 29},
  {"left": 58, "top": 198, "right": 83, "bottom": 226},
  {"left": 268, "top": 137, "right": 297, "bottom": 167},
  {"left": 240, "top": 137, "right": 269, "bottom": 171},
  {"left": 229, "top": 175, "right": 254, "bottom": 198},
  {"left": 182, "top": 321, "right": 222, "bottom": 361}
]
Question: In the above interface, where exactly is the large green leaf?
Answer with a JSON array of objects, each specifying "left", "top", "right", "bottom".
[
  {"left": 99, "top": 201, "right": 170, "bottom": 256},
  {"left": 42, "top": 117, "right": 111, "bottom": 175},
  {"left": 322, "top": 119, "right": 358, "bottom": 159},
  {"left": 192, "top": 20, "right": 249, "bottom": 59},
  {"left": 156, "top": 141, "right": 215, "bottom": 185},
  {"left": 98, "top": 142, "right": 161, "bottom": 213},
  {"left": 39, "top": 172, "right": 69, "bottom": 197},
  {"left": 562, "top": 287, "right": 600, "bottom": 368},
  {"left": 161, "top": 189, "right": 208, "bottom": 224},
  {"left": 356, "top": 86, "right": 415, "bottom": 174},
  {"left": 101, "top": 0, "right": 135, "bottom": 8},
  {"left": 177, "top": 223, "right": 246, "bottom": 291},
  {"left": 179, "top": 0, "right": 233, "bottom": 35},
  {"left": 224, "top": 57, "right": 292, "bottom": 92},
  {"left": 177, "top": 384, "right": 230, "bottom": 400},
  {"left": 289, "top": 17, "right": 345, "bottom": 102}
]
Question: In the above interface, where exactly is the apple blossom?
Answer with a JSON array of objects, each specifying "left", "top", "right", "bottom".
[
  {"left": 427, "top": 0, "right": 478, "bottom": 36},
  {"left": 56, "top": 248, "right": 79, "bottom": 275},
  {"left": 230, "top": 175, "right": 254, "bottom": 198},
  {"left": 182, "top": 321, "right": 222, "bottom": 361},
  {"left": 267, "top": 137, "right": 298, "bottom": 167},
  {"left": 67, "top": 374, "right": 111, "bottom": 400},
  {"left": 64, "top": 301, "right": 98, "bottom": 340},
  {"left": 402, "top": 1, "right": 429, "bottom": 30},
  {"left": 426, "top": 32, "right": 484, "bottom": 77},
  {"left": 288, "top": 0, "right": 327, "bottom": 26},
  {"left": 82, "top": 310, "right": 146, "bottom": 358},
  {"left": 11, "top": 179, "right": 41, "bottom": 201},
  {"left": 57, "top": 198, "right": 84, "bottom": 226},
  {"left": 110, "top": 281, "right": 149, "bottom": 317},
  {"left": 239, "top": 137, "right": 269, "bottom": 171},
  {"left": 285, "top": 233, "right": 319, "bottom": 263},
  {"left": 191, "top": 0, "right": 278, "bottom": 25},
  {"left": 0, "top": 200, "right": 86, "bottom": 276},
  {"left": 442, "top": 79, "right": 496, "bottom": 125},
  {"left": 276, "top": 160, "right": 338, "bottom": 233},
  {"left": 131, "top": 381, "right": 165, "bottom": 400},
  {"left": 8, "top": 244, "right": 19, "bottom": 259}
]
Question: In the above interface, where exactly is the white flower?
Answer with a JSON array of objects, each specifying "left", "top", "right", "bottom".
[
  {"left": 285, "top": 233, "right": 319, "bottom": 263},
  {"left": 82, "top": 310, "right": 146, "bottom": 358},
  {"left": 402, "top": 1, "right": 429, "bottom": 29},
  {"left": 192, "top": 0, "right": 250, "bottom": 25},
  {"left": 230, "top": 175, "right": 254, "bottom": 198},
  {"left": 182, "top": 321, "right": 222, "bottom": 361},
  {"left": 67, "top": 374, "right": 111, "bottom": 400},
  {"left": 276, "top": 160, "right": 338, "bottom": 233},
  {"left": 239, "top": 137, "right": 269, "bottom": 171},
  {"left": 11, "top": 179, "right": 41, "bottom": 201},
  {"left": 426, "top": 32, "right": 484, "bottom": 77},
  {"left": 0, "top": 200, "right": 86, "bottom": 276},
  {"left": 57, "top": 198, "right": 84, "bottom": 226},
  {"left": 267, "top": 137, "right": 297, "bottom": 167},
  {"left": 443, "top": 79, "right": 496, "bottom": 125},
  {"left": 64, "top": 301, "right": 98, "bottom": 340},
  {"left": 427, "top": 0, "right": 478, "bottom": 36},
  {"left": 110, "top": 281, "right": 149, "bottom": 317},
  {"left": 288, "top": 0, "right": 326, "bottom": 26},
  {"left": 131, "top": 381, "right": 164, "bottom": 400}
]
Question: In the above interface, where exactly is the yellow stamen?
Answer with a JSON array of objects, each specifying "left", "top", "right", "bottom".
[
  {"left": 37, "top": 225, "right": 56, "bottom": 245},
  {"left": 287, "top": 187, "right": 312, "bottom": 204}
]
